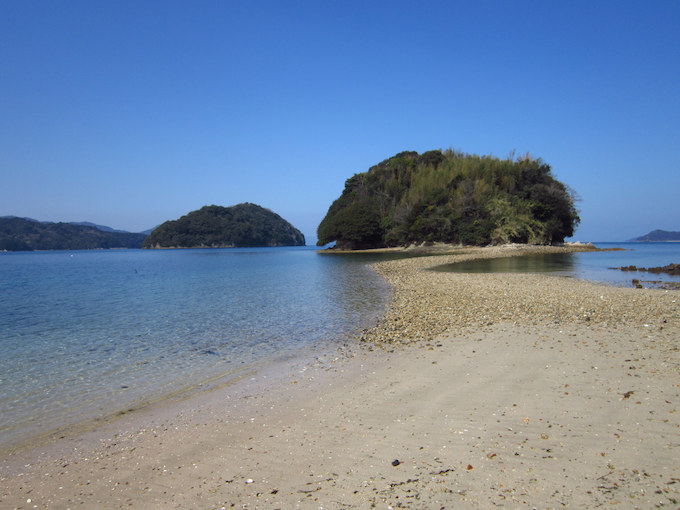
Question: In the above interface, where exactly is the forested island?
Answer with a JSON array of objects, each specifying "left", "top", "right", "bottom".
[
  {"left": 143, "top": 203, "right": 305, "bottom": 249},
  {"left": 0, "top": 217, "right": 147, "bottom": 251},
  {"left": 317, "top": 150, "right": 580, "bottom": 249},
  {"left": 629, "top": 230, "right": 680, "bottom": 242}
]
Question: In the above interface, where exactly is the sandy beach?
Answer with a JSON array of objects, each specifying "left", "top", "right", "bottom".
[{"left": 2, "top": 245, "right": 679, "bottom": 509}]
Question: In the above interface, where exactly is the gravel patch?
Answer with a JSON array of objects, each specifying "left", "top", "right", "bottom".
[{"left": 360, "top": 245, "right": 679, "bottom": 346}]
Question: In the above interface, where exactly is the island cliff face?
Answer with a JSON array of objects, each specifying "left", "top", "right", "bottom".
[
  {"left": 143, "top": 203, "right": 305, "bottom": 249},
  {"left": 317, "top": 150, "right": 580, "bottom": 249}
]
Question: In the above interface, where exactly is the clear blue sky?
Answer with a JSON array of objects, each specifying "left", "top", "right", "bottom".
[{"left": 1, "top": 1, "right": 678, "bottom": 243}]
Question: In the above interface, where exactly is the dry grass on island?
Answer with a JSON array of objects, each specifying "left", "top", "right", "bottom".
[{"left": 1, "top": 244, "right": 679, "bottom": 509}]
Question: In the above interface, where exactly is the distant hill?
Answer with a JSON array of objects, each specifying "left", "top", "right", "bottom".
[
  {"left": 317, "top": 149, "right": 580, "bottom": 249},
  {"left": 1, "top": 215, "right": 42, "bottom": 223},
  {"left": 0, "top": 217, "right": 147, "bottom": 251},
  {"left": 139, "top": 227, "right": 157, "bottom": 236},
  {"left": 143, "top": 203, "right": 305, "bottom": 249},
  {"left": 629, "top": 229, "right": 680, "bottom": 242},
  {"left": 70, "top": 221, "right": 132, "bottom": 234}
]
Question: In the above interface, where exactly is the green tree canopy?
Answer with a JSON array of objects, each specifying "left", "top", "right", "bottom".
[
  {"left": 143, "top": 203, "right": 305, "bottom": 248},
  {"left": 317, "top": 150, "right": 580, "bottom": 248}
]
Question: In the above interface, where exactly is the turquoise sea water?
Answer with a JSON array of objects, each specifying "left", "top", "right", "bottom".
[
  {"left": 0, "top": 247, "right": 389, "bottom": 450},
  {"left": 1, "top": 242, "right": 677, "bottom": 451}
]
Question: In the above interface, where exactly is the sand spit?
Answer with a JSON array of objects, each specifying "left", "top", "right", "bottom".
[
  {"left": 362, "top": 244, "right": 678, "bottom": 345},
  {"left": 1, "top": 245, "right": 679, "bottom": 509}
]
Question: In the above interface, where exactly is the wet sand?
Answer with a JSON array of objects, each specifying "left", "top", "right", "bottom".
[{"left": 2, "top": 245, "right": 679, "bottom": 509}]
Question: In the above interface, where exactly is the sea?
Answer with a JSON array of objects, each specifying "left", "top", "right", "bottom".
[
  {"left": 434, "top": 242, "right": 680, "bottom": 287},
  {"left": 1, "top": 242, "right": 678, "bottom": 451}
]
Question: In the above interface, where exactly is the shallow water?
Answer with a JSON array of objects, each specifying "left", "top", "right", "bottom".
[
  {"left": 0, "top": 247, "right": 390, "bottom": 450},
  {"left": 433, "top": 242, "right": 680, "bottom": 287}
]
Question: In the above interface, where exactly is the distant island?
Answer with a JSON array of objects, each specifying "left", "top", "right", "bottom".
[
  {"left": 0, "top": 217, "right": 147, "bottom": 251},
  {"left": 628, "top": 230, "right": 680, "bottom": 242},
  {"left": 143, "top": 203, "right": 305, "bottom": 249},
  {"left": 317, "top": 150, "right": 580, "bottom": 249}
]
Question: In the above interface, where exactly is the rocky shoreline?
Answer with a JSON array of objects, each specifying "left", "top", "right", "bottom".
[
  {"left": 613, "top": 263, "right": 680, "bottom": 275},
  {"left": 609, "top": 263, "right": 680, "bottom": 290}
]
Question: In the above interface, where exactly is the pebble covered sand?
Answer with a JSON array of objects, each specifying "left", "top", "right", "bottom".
[
  {"left": 362, "top": 244, "right": 679, "bottom": 345},
  {"left": 1, "top": 244, "right": 679, "bottom": 509}
]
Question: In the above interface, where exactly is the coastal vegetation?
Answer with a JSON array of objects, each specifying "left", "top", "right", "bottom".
[
  {"left": 0, "top": 217, "right": 146, "bottom": 251},
  {"left": 143, "top": 203, "right": 305, "bottom": 248},
  {"left": 317, "top": 150, "right": 581, "bottom": 249}
]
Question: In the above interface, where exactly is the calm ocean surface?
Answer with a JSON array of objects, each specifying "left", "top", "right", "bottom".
[
  {"left": 0, "top": 247, "right": 390, "bottom": 450},
  {"left": 435, "top": 242, "right": 680, "bottom": 287},
  {"left": 1, "top": 242, "right": 678, "bottom": 450}
]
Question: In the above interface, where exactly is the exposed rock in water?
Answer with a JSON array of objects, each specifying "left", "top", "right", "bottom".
[{"left": 611, "top": 263, "right": 680, "bottom": 276}]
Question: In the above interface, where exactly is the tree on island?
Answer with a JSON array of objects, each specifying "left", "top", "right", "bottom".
[{"left": 317, "top": 150, "right": 580, "bottom": 249}]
